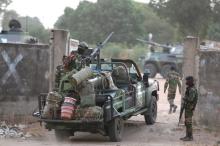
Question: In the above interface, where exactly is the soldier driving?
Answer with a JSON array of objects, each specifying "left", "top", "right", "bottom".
[
  {"left": 164, "top": 66, "right": 181, "bottom": 114},
  {"left": 180, "top": 76, "right": 198, "bottom": 141}
]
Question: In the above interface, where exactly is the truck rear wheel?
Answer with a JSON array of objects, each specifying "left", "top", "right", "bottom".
[
  {"left": 108, "top": 117, "right": 124, "bottom": 142},
  {"left": 144, "top": 96, "right": 157, "bottom": 125},
  {"left": 55, "top": 129, "right": 73, "bottom": 141}
]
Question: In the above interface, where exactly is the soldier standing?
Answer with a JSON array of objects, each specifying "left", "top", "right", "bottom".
[
  {"left": 180, "top": 76, "right": 198, "bottom": 141},
  {"left": 76, "top": 41, "right": 90, "bottom": 69},
  {"left": 164, "top": 66, "right": 181, "bottom": 114},
  {"left": 54, "top": 42, "right": 88, "bottom": 90}
]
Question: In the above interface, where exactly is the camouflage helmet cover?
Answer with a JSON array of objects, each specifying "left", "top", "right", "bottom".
[
  {"left": 78, "top": 41, "right": 89, "bottom": 55},
  {"left": 185, "top": 76, "right": 194, "bottom": 86},
  {"left": 185, "top": 76, "right": 194, "bottom": 81}
]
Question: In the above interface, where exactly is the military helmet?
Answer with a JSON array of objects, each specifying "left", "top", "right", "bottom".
[
  {"left": 185, "top": 76, "right": 194, "bottom": 86},
  {"left": 9, "top": 19, "right": 21, "bottom": 30},
  {"left": 185, "top": 76, "right": 194, "bottom": 81},
  {"left": 78, "top": 41, "right": 89, "bottom": 55}
]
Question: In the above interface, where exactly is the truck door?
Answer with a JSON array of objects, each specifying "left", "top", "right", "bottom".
[{"left": 135, "top": 82, "right": 145, "bottom": 108}]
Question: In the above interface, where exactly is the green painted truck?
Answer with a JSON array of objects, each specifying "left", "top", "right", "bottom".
[{"left": 35, "top": 59, "right": 159, "bottom": 142}]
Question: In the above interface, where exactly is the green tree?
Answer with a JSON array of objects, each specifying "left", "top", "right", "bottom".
[
  {"left": 1, "top": 9, "right": 18, "bottom": 29},
  {"left": 212, "top": 0, "right": 220, "bottom": 23},
  {"left": 135, "top": 3, "right": 177, "bottom": 43},
  {"left": 150, "top": 0, "right": 212, "bottom": 38},
  {"left": 207, "top": 0, "right": 220, "bottom": 41},
  {"left": 19, "top": 16, "right": 50, "bottom": 43},
  {"left": 55, "top": 0, "right": 177, "bottom": 44},
  {"left": 0, "top": 0, "right": 11, "bottom": 14},
  {"left": 207, "top": 23, "right": 220, "bottom": 41}
]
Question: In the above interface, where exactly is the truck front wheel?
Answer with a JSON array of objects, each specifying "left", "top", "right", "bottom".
[
  {"left": 108, "top": 117, "right": 124, "bottom": 142},
  {"left": 144, "top": 96, "right": 157, "bottom": 125}
]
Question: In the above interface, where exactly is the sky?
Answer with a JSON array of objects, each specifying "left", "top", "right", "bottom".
[{"left": 7, "top": 0, "right": 148, "bottom": 29}]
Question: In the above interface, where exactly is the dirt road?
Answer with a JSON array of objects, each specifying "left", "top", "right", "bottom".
[{"left": 1, "top": 78, "right": 219, "bottom": 146}]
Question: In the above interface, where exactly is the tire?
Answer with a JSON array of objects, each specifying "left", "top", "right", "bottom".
[
  {"left": 144, "top": 63, "right": 157, "bottom": 78},
  {"left": 108, "top": 117, "right": 124, "bottom": 142},
  {"left": 161, "top": 64, "right": 172, "bottom": 78},
  {"left": 55, "top": 129, "right": 73, "bottom": 141},
  {"left": 144, "top": 96, "right": 157, "bottom": 125}
]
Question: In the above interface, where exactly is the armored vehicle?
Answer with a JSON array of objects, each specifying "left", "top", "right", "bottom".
[
  {"left": 137, "top": 39, "right": 183, "bottom": 78},
  {"left": 0, "top": 19, "right": 38, "bottom": 44},
  {"left": 35, "top": 59, "right": 159, "bottom": 142}
]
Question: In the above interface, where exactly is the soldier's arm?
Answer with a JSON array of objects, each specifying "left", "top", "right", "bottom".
[
  {"left": 164, "top": 78, "right": 169, "bottom": 93},
  {"left": 186, "top": 88, "right": 197, "bottom": 103},
  {"left": 177, "top": 78, "right": 182, "bottom": 94}
]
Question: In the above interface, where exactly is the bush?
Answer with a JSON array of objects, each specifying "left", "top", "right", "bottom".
[{"left": 100, "top": 43, "right": 148, "bottom": 71}]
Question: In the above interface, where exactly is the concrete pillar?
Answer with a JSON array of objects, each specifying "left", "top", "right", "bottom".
[
  {"left": 181, "top": 37, "right": 200, "bottom": 124},
  {"left": 49, "top": 29, "right": 69, "bottom": 91},
  {"left": 182, "top": 36, "right": 200, "bottom": 94}
]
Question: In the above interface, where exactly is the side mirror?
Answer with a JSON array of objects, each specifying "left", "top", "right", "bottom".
[
  {"left": 144, "top": 69, "right": 150, "bottom": 76},
  {"left": 143, "top": 69, "right": 150, "bottom": 87}
]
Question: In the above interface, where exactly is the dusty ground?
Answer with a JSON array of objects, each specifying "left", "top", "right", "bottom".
[{"left": 1, "top": 77, "right": 220, "bottom": 146}]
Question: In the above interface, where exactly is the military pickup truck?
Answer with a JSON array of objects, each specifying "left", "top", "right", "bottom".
[{"left": 34, "top": 59, "right": 159, "bottom": 142}]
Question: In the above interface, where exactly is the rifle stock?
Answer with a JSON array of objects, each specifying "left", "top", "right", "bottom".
[{"left": 178, "top": 100, "right": 185, "bottom": 126}]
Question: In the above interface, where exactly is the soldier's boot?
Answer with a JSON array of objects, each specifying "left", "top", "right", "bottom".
[
  {"left": 169, "top": 105, "right": 172, "bottom": 114},
  {"left": 181, "top": 129, "right": 193, "bottom": 141},
  {"left": 182, "top": 136, "right": 193, "bottom": 141},
  {"left": 173, "top": 105, "right": 178, "bottom": 113},
  {"left": 180, "top": 130, "right": 188, "bottom": 140},
  {"left": 182, "top": 131, "right": 193, "bottom": 141}
]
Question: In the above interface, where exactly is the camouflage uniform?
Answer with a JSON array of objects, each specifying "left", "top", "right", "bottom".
[
  {"left": 180, "top": 76, "right": 198, "bottom": 141},
  {"left": 55, "top": 65, "right": 64, "bottom": 90},
  {"left": 55, "top": 53, "right": 81, "bottom": 90},
  {"left": 75, "top": 54, "right": 85, "bottom": 70},
  {"left": 54, "top": 42, "right": 88, "bottom": 91},
  {"left": 164, "top": 70, "right": 181, "bottom": 113}
]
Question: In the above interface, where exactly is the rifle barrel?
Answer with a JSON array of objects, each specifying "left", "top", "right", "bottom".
[
  {"left": 101, "top": 32, "right": 114, "bottom": 46},
  {"left": 91, "top": 32, "right": 114, "bottom": 58},
  {"left": 136, "top": 38, "right": 173, "bottom": 50}
]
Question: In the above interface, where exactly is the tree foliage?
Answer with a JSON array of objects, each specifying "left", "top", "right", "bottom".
[
  {"left": 207, "top": 23, "right": 220, "bottom": 41},
  {"left": 2, "top": 10, "right": 50, "bottom": 43},
  {"left": 149, "top": 0, "right": 212, "bottom": 38},
  {"left": 212, "top": 0, "right": 220, "bottom": 23},
  {"left": 55, "top": 0, "right": 177, "bottom": 44},
  {"left": 0, "top": 0, "right": 11, "bottom": 14},
  {"left": 149, "top": 0, "right": 220, "bottom": 40}
]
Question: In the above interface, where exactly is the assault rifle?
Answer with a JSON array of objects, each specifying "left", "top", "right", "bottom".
[
  {"left": 178, "top": 99, "right": 186, "bottom": 126},
  {"left": 82, "top": 32, "right": 114, "bottom": 69}
]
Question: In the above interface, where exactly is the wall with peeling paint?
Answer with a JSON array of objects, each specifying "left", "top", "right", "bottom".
[
  {"left": 197, "top": 51, "right": 220, "bottom": 130},
  {"left": 182, "top": 37, "right": 220, "bottom": 130},
  {"left": 0, "top": 43, "right": 49, "bottom": 120}
]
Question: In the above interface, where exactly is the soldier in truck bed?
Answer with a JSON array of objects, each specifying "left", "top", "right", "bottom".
[
  {"left": 164, "top": 66, "right": 181, "bottom": 114},
  {"left": 54, "top": 41, "right": 89, "bottom": 90}
]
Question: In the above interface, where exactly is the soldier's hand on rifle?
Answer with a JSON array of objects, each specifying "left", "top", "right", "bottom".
[{"left": 182, "top": 97, "right": 186, "bottom": 101}]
